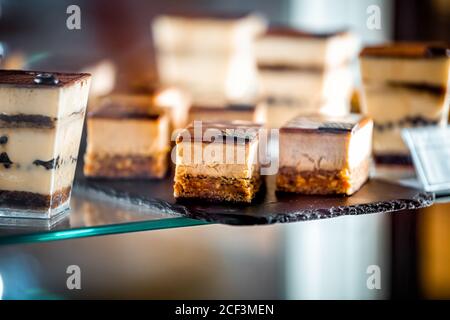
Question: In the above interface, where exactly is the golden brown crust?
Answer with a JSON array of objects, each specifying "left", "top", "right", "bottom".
[
  {"left": 276, "top": 159, "right": 370, "bottom": 195},
  {"left": 174, "top": 174, "right": 261, "bottom": 203},
  {"left": 84, "top": 153, "right": 168, "bottom": 179}
]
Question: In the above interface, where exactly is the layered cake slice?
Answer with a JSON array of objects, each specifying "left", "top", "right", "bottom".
[
  {"left": 277, "top": 114, "right": 373, "bottom": 195},
  {"left": 187, "top": 103, "right": 265, "bottom": 124},
  {"left": 84, "top": 94, "right": 169, "bottom": 178},
  {"left": 359, "top": 43, "right": 450, "bottom": 164},
  {"left": 255, "top": 26, "right": 359, "bottom": 126},
  {"left": 153, "top": 12, "right": 266, "bottom": 105},
  {"left": 174, "top": 121, "right": 262, "bottom": 202},
  {"left": 0, "top": 70, "right": 91, "bottom": 218}
]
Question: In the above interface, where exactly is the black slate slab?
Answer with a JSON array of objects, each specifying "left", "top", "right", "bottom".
[{"left": 74, "top": 174, "right": 434, "bottom": 226}]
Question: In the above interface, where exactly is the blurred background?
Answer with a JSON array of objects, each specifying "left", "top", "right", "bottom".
[{"left": 0, "top": 0, "right": 450, "bottom": 299}]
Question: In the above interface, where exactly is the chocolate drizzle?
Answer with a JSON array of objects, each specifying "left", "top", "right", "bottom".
[{"left": 33, "top": 156, "right": 60, "bottom": 170}]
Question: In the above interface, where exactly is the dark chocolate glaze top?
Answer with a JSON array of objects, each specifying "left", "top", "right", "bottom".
[
  {"left": 265, "top": 25, "right": 349, "bottom": 39},
  {"left": 89, "top": 103, "right": 161, "bottom": 120},
  {"left": 280, "top": 114, "right": 371, "bottom": 135},
  {"left": 0, "top": 70, "right": 91, "bottom": 87},
  {"left": 161, "top": 11, "right": 254, "bottom": 21},
  {"left": 360, "top": 42, "right": 450, "bottom": 59},
  {"left": 190, "top": 104, "right": 256, "bottom": 112},
  {"left": 176, "top": 121, "right": 262, "bottom": 144}
]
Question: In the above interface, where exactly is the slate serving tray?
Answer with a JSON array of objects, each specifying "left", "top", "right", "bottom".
[{"left": 74, "top": 173, "right": 434, "bottom": 225}]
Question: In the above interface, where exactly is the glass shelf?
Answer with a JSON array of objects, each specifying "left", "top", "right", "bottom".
[{"left": 0, "top": 189, "right": 209, "bottom": 245}]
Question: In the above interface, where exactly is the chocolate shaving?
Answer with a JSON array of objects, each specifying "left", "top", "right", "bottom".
[
  {"left": 33, "top": 156, "right": 60, "bottom": 170},
  {"left": 0, "top": 136, "right": 8, "bottom": 145},
  {"left": 0, "top": 152, "right": 13, "bottom": 168}
]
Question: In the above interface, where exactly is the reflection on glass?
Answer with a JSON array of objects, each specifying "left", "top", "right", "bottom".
[
  {"left": 419, "top": 202, "right": 450, "bottom": 298},
  {"left": 285, "top": 213, "right": 390, "bottom": 299}
]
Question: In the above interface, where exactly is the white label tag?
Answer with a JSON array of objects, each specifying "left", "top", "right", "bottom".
[{"left": 402, "top": 126, "right": 450, "bottom": 194}]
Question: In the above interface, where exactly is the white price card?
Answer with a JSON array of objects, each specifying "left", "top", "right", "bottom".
[{"left": 402, "top": 126, "right": 450, "bottom": 195}]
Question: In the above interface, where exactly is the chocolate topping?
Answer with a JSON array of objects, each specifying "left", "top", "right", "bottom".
[
  {"left": 177, "top": 121, "right": 261, "bottom": 144},
  {"left": 0, "top": 70, "right": 90, "bottom": 87},
  {"left": 265, "top": 25, "right": 348, "bottom": 39},
  {"left": 360, "top": 43, "right": 450, "bottom": 59},
  {"left": 318, "top": 122, "right": 354, "bottom": 133},
  {"left": 33, "top": 73, "right": 60, "bottom": 85},
  {"left": 281, "top": 114, "right": 370, "bottom": 134},
  {"left": 88, "top": 98, "right": 161, "bottom": 120},
  {"left": 258, "top": 64, "right": 324, "bottom": 73},
  {"left": 190, "top": 104, "right": 256, "bottom": 113},
  {"left": 162, "top": 11, "right": 252, "bottom": 21}
]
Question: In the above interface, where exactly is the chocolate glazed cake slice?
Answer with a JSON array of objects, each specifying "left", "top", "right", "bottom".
[
  {"left": 0, "top": 70, "right": 91, "bottom": 218},
  {"left": 276, "top": 114, "right": 373, "bottom": 195},
  {"left": 359, "top": 43, "right": 450, "bottom": 165},
  {"left": 84, "top": 94, "right": 170, "bottom": 179},
  {"left": 174, "top": 121, "right": 262, "bottom": 203}
]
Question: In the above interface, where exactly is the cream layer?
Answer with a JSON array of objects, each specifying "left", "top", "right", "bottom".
[
  {"left": 279, "top": 121, "right": 373, "bottom": 172},
  {"left": 258, "top": 67, "right": 353, "bottom": 104},
  {"left": 0, "top": 115, "right": 84, "bottom": 194},
  {"left": 256, "top": 32, "right": 359, "bottom": 69},
  {"left": 360, "top": 57, "right": 450, "bottom": 86},
  {"left": 0, "top": 77, "right": 90, "bottom": 118},
  {"left": 86, "top": 114, "right": 169, "bottom": 156},
  {"left": 360, "top": 83, "right": 449, "bottom": 123},
  {"left": 0, "top": 114, "right": 84, "bottom": 163},
  {"left": 153, "top": 14, "right": 266, "bottom": 54},
  {"left": 175, "top": 140, "right": 259, "bottom": 179}
]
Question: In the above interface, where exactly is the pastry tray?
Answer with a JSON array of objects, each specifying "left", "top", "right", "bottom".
[{"left": 75, "top": 172, "right": 434, "bottom": 225}]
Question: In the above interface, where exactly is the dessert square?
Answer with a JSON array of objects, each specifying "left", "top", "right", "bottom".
[
  {"left": 84, "top": 94, "right": 169, "bottom": 179},
  {"left": 152, "top": 12, "right": 266, "bottom": 105},
  {"left": 359, "top": 43, "right": 450, "bottom": 164},
  {"left": 174, "top": 121, "right": 262, "bottom": 202},
  {"left": 277, "top": 114, "right": 373, "bottom": 195},
  {"left": 0, "top": 70, "right": 91, "bottom": 218},
  {"left": 256, "top": 26, "right": 359, "bottom": 124}
]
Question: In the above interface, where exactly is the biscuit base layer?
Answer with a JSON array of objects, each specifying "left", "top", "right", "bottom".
[
  {"left": 0, "top": 186, "right": 71, "bottom": 211},
  {"left": 174, "top": 174, "right": 261, "bottom": 203},
  {"left": 84, "top": 153, "right": 168, "bottom": 179},
  {"left": 276, "top": 160, "right": 370, "bottom": 195}
]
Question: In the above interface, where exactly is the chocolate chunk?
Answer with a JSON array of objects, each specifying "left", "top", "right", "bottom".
[
  {"left": 0, "top": 152, "right": 13, "bottom": 168},
  {"left": 0, "top": 136, "right": 8, "bottom": 144},
  {"left": 33, "top": 73, "right": 60, "bottom": 85},
  {"left": 33, "top": 156, "right": 60, "bottom": 170}
]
